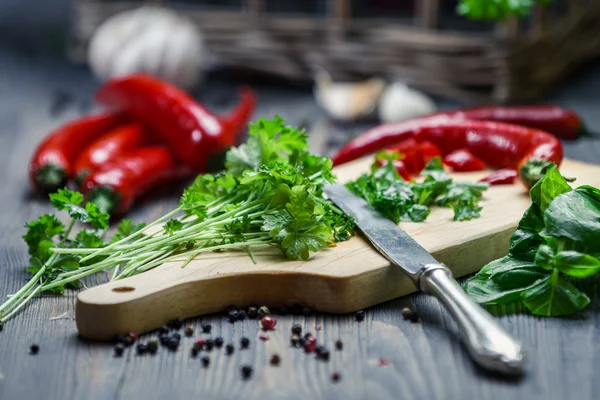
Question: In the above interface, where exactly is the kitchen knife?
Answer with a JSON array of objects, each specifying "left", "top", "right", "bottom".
[{"left": 324, "top": 183, "right": 525, "bottom": 375}]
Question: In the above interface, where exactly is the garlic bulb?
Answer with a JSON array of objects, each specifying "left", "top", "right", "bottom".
[
  {"left": 88, "top": 6, "right": 205, "bottom": 90},
  {"left": 378, "top": 82, "right": 437, "bottom": 123},
  {"left": 314, "top": 69, "right": 385, "bottom": 121}
]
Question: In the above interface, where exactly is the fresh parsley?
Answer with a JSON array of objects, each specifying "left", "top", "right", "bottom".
[{"left": 457, "top": 0, "right": 553, "bottom": 20}]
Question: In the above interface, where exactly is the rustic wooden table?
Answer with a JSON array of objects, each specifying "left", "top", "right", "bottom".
[{"left": 1, "top": 44, "right": 600, "bottom": 400}]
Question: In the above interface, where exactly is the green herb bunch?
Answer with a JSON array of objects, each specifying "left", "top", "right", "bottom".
[
  {"left": 458, "top": 0, "right": 553, "bottom": 20},
  {"left": 347, "top": 155, "right": 489, "bottom": 223},
  {"left": 464, "top": 165, "right": 600, "bottom": 316},
  {"left": 0, "top": 116, "right": 354, "bottom": 323}
]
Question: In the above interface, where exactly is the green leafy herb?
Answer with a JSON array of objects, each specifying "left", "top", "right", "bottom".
[
  {"left": 457, "top": 0, "right": 553, "bottom": 21},
  {"left": 464, "top": 164, "right": 600, "bottom": 317},
  {"left": 347, "top": 157, "right": 488, "bottom": 223}
]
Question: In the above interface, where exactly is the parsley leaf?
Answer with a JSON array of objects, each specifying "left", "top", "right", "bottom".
[
  {"left": 164, "top": 219, "right": 184, "bottom": 236},
  {"left": 110, "top": 219, "right": 146, "bottom": 243}
]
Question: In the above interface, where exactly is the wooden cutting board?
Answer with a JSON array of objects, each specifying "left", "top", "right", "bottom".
[{"left": 76, "top": 158, "right": 600, "bottom": 340}]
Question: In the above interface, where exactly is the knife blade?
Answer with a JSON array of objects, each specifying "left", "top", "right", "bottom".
[{"left": 324, "top": 183, "right": 525, "bottom": 375}]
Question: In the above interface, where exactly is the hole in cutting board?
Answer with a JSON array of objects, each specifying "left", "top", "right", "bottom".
[{"left": 112, "top": 286, "right": 135, "bottom": 293}]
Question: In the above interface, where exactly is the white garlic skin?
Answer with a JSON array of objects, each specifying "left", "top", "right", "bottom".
[
  {"left": 88, "top": 6, "right": 205, "bottom": 90},
  {"left": 378, "top": 82, "right": 437, "bottom": 123},
  {"left": 314, "top": 69, "right": 385, "bottom": 122}
]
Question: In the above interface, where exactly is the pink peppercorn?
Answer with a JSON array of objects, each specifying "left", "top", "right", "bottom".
[{"left": 260, "top": 316, "right": 277, "bottom": 330}]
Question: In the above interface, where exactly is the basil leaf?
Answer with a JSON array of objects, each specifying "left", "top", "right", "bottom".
[
  {"left": 529, "top": 165, "right": 571, "bottom": 212},
  {"left": 521, "top": 272, "right": 590, "bottom": 316},
  {"left": 534, "top": 245, "right": 555, "bottom": 270},
  {"left": 508, "top": 205, "right": 545, "bottom": 260},
  {"left": 554, "top": 251, "right": 600, "bottom": 279},
  {"left": 463, "top": 256, "right": 550, "bottom": 305}
]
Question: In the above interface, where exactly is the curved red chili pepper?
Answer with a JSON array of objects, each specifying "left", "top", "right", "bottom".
[
  {"left": 478, "top": 168, "right": 518, "bottom": 185},
  {"left": 29, "top": 113, "right": 125, "bottom": 193},
  {"left": 95, "top": 74, "right": 257, "bottom": 172},
  {"left": 375, "top": 158, "right": 412, "bottom": 181},
  {"left": 386, "top": 139, "right": 442, "bottom": 174},
  {"left": 81, "top": 146, "right": 188, "bottom": 215},
  {"left": 443, "top": 105, "right": 583, "bottom": 140},
  {"left": 443, "top": 149, "right": 486, "bottom": 172},
  {"left": 74, "top": 123, "right": 146, "bottom": 184}
]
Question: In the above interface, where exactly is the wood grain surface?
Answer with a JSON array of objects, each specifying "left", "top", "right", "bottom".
[{"left": 1, "top": 44, "right": 600, "bottom": 400}]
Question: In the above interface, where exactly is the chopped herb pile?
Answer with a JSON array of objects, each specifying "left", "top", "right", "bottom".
[
  {"left": 464, "top": 165, "right": 600, "bottom": 317},
  {"left": 457, "top": 0, "right": 553, "bottom": 20},
  {"left": 346, "top": 156, "right": 488, "bottom": 223},
  {"left": 0, "top": 117, "right": 354, "bottom": 323}
]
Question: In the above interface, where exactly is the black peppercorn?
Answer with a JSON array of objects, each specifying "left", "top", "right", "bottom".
[
  {"left": 304, "top": 333, "right": 312, "bottom": 340},
  {"left": 240, "top": 337, "right": 250, "bottom": 349},
  {"left": 290, "top": 303, "right": 303, "bottom": 315},
  {"left": 320, "top": 350, "right": 330, "bottom": 361},
  {"left": 302, "top": 307, "right": 311, "bottom": 316},
  {"left": 241, "top": 365, "right": 253, "bottom": 380},
  {"left": 335, "top": 340, "right": 343, "bottom": 350},
  {"left": 167, "top": 318, "right": 183, "bottom": 330},
  {"left": 159, "top": 335, "right": 170, "bottom": 346},
  {"left": 201, "top": 323, "right": 212, "bottom": 333},
  {"left": 402, "top": 307, "right": 420, "bottom": 323},
  {"left": 291, "top": 324, "right": 302, "bottom": 335},
  {"left": 147, "top": 340, "right": 158, "bottom": 354},
  {"left": 167, "top": 338, "right": 179, "bottom": 351},
  {"left": 315, "top": 345, "right": 325, "bottom": 356},
  {"left": 0, "top": 322, "right": 3, "bottom": 332},
  {"left": 237, "top": 310, "right": 247, "bottom": 320},
  {"left": 331, "top": 372, "right": 341, "bottom": 382},
  {"left": 136, "top": 344, "right": 147, "bottom": 355},
  {"left": 191, "top": 347, "right": 199, "bottom": 357},
  {"left": 115, "top": 333, "right": 128, "bottom": 344},
  {"left": 201, "top": 355, "right": 210, "bottom": 367},
  {"left": 122, "top": 336, "right": 134, "bottom": 347},
  {"left": 225, "top": 344, "right": 234, "bottom": 355},
  {"left": 204, "top": 339, "right": 214, "bottom": 351},
  {"left": 247, "top": 306, "right": 258, "bottom": 319},
  {"left": 184, "top": 327, "right": 194, "bottom": 337},
  {"left": 228, "top": 310, "right": 239, "bottom": 323},
  {"left": 157, "top": 325, "right": 170, "bottom": 336},
  {"left": 171, "top": 333, "right": 181, "bottom": 342},
  {"left": 114, "top": 343, "right": 124, "bottom": 357},
  {"left": 257, "top": 306, "right": 270, "bottom": 318},
  {"left": 30, "top": 344, "right": 40, "bottom": 355},
  {"left": 214, "top": 337, "right": 224, "bottom": 348},
  {"left": 270, "top": 354, "right": 281, "bottom": 366},
  {"left": 355, "top": 310, "right": 365, "bottom": 322},
  {"left": 297, "top": 337, "right": 306, "bottom": 347},
  {"left": 290, "top": 334, "right": 300, "bottom": 347}
]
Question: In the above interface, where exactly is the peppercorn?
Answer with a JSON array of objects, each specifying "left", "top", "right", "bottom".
[
  {"left": 191, "top": 347, "right": 199, "bottom": 357},
  {"left": 167, "top": 318, "right": 183, "bottom": 330},
  {"left": 237, "top": 310, "right": 247, "bottom": 321},
  {"left": 0, "top": 321, "right": 4, "bottom": 332},
  {"left": 147, "top": 340, "right": 158, "bottom": 354},
  {"left": 260, "top": 316, "right": 277, "bottom": 330},
  {"left": 304, "top": 333, "right": 312, "bottom": 340},
  {"left": 241, "top": 365, "right": 253, "bottom": 380},
  {"left": 194, "top": 339, "right": 205, "bottom": 350},
  {"left": 290, "top": 335, "right": 300, "bottom": 347},
  {"left": 115, "top": 333, "right": 127, "bottom": 344},
  {"left": 114, "top": 343, "right": 124, "bottom": 357},
  {"left": 167, "top": 337, "right": 179, "bottom": 351},
  {"left": 315, "top": 345, "right": 325, "bottom": 356},
  {"left": 259, "top": 335, "right": 270, "bottom": 341},
  {"left": 136, "top": 343, "right": 147, "bottom": 355},
  {"left": 204, "top": 339, "right": 214, "bottom": 351},
  {"left": 225, "top": 344, "right": 234, "bottom": 355},
  {"left": 128, "top": 332, "right": 138, "bottom": 343},
  {"left": 290, "top": 303, "right": 303, "bottom": 315},
  {"left": 298, "top": 337, "right": 306, "bottom": 348},
  {"left": 157, "top": 325, "right": 170, "bottom": 336},
  {"left": 240, "top": 337, "right": 250, "bottom": 349},
  {"left": 270, "top": 354, "right": 281, "bottom": 366},
  {"left": 257, "top": 306, "right": 270, "bottom": 318},
  {"left": 320, "top": 350, "right": 330, "bottom": 361},
  {"left": 355, "top": 310, "right": 365, "bottom": 322},
  {"left": 228, "top": 310, "right": 239, "bottom": 323},
  {"left": 172, "top": 333, "right": 181, "bottom": 342},
  {"left": 291, "top": 324, "right": 302, "bottom": 335},
  {"left": 122, "top": 336, "right": 134, "bottom": 347},
  {"left": 214, "top": 337, "right": 224, "bottom": 348},
  {"left": 302, "top": 307, "right": 311, "bottom": 316},
  {"left": 184, "top": 327, "right": 194, "bottom": 337},
  {"left": 247, "top": 306, "right": 258, "bottom": 319},
  {"left": 201, "top": 323, "right": 212, "bottom": 333},
  {"left": 304, "top": 336, "right": 317, "bottom": 353},
  {"left": 201, "top": 355, "right": 210, "bottom": 367},
  {"left": 335, "top": 340, "right": 343, "bottom": 350},
  {"left": 402, "top": 307, "right": 420, "bottom": 323},
  {"left": 331, "top": 372, "right": 341, "bottom": 382},
  {"left": 30, "top": 344, "right": 40, "bottom": 355}
]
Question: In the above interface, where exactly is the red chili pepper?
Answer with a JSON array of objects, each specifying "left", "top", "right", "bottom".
[
  {"left": 375, "top": 158, "right": 412, "bottom": 181},
  {"left": 386, "top": 139, "right": 441, "bottom": 174},
  {"left": 443, "top": 149, "right": 486, "bottom": 172},
  {"left": 81, "top": 146, "right": 188, "bottom": 215},
  {"left": 29, "top": 113, "right": 124, "bottom": 193},
  {"left": 332, "top": 117, "right": 563, "bottom": 187},
  {"left": 95, "top": 74, "right": 257, "bottom": 172},
  {"left": 443, "top": 105, "right": 584, "bottom": 140},
  {"left": 74, "top": 123, "right": 146, "bottom": 184},
  {"left": 478, "top": 168, "right": 517, "bottom": 185}
]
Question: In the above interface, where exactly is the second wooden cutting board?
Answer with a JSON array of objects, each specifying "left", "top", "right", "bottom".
[{"left": 76, "top": 158, "right": 600, "bottom": 339}]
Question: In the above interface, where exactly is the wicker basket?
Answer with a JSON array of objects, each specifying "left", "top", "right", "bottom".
[{"left": 69, "top": 0, "right": 600, "bottom": 102}]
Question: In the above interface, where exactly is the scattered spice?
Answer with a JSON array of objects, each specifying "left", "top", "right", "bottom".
[
  {"left": 191, "top": 347, "right": 199, "bottom": 357},
  {"left": 315, "top": 345, "right": 325, "bottom": 356},
  {"left": 225, "top": 344, "right": 234, "bottom": 355},
  {"left": 258, "top": 306, "right": 270, "bottom": 318},
  {"left": 184, "top": 327, "right": 194, "bottom": 337},
  {"left": 290, "top": 335, "right": 301, "bottom": 347},
  {"left": 291, "top": 324, "right": 302, "bottom": 335},
  {"left": 167, "top": 338, "right": 179, "bottom": 351},
  {"left": 167, "top": 318, "right": 183, "bottom": 330},
  {"left": 241, "top": 365, "right": 253, "bottom": 380},
  {"left": 237, "top": 310, "right": 247, "bottom": 320},
  {"left": 302, "top": 307, "right": 311, "bottom": 316},
  {"left": 304, "top": 335, "right": 317, "bottom": 352},
  {"left": 240, "top": 337, "right": 250, "bottom": 349},
  {"left": 247, "top": 306, "right": 258, "bottom": 319},
  {"left": 331, "top": 372, "right": 341, "bottom": 382},
  {"left": 335, "top": 340, "right": 343, "bottom": 351},
  {"left": 136, "top": 343, "right": 147, "bottom": 355},
  {"left": 147, "top": 340, "right": 158, "bottom": 354},
  {"left": 320, "top": 350, "right": 330, "bottom": 361},
  {"left": 260, "top": 316, "right": 277, "bottom": 330},
  {"left": 355, "top": 310, "right": 365, "bottom": 322},
  {"left": 259, "top": 335, "right": 270, "bottom": 341},
  {"left": 204, "top": 339, "right": 214, "bottom": 351},
  {"left": 270, "top": 354, "right": 281, "bottom": 366},
  {"left": 114, "top": 344, "right": 124, "bottom": 357},
  {"left": 304, "top": 333, "right": 312, "bottom": 339},
  {"left": 228, "top": 310, "right": 239, "bottom": 323},
  {"left": 194, "top": 339, "right": 205, "bottom": 350},
  {"left": 201, "top": 355, "right": 210, "bottom": 367},
  {"left": 0, "top": 322, "right": 3, "bottom": 332},
  {"left": 297, "top": 337, "right": 306, "bottom": 348},
  {"left": 214, "top": 337, "right": 224, "bottom": 348},
  {"left": 157, "top": 325, "right": 170, "bottom": 336},
  {"left": 379, "top": 357, "right": 389, "bottom": 366},
  {"left": 401, "top": 308, "right": 420, "bottom": 323},
  {"left": 201, "top": 323, "right": 212, "bottom": 333},
  {"left": 30, "top": 344, "right": 40, "bottom": 355},
  {"left": 128, "top": 332, "right": 138, "bottom": 343}
]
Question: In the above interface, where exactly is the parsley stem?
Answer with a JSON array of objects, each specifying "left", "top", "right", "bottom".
[{"left": 0, "top": 285, "right": 43, "bottom": 322}]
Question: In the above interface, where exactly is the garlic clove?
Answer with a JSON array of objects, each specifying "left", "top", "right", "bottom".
[{"left": 378, "top": 82, "right": 437, "bottom": 123}]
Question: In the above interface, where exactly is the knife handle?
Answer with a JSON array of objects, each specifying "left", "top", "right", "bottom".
[{"left": 418, "top": 264, "right": 525, "bottom": 375}]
